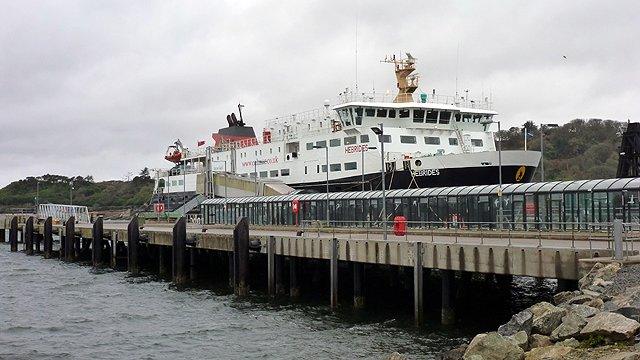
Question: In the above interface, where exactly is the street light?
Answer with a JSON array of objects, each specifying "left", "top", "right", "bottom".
[
  {"left": 362, "top": 145, "right": 377, "bottom": 191},
  {"left": 481, "top": 118, "right": 503, "bottom": 227},
  {"left": 371, "top": 124, "right": 388, "bottom": 240},
  {"left": 313, "top": 144, "right": 330, "bottom": 225},
  {"left": 69, "top": 180, "right": 74, "bottom": 206},
  {"left": 539, "top": 123, "right": 559, "bottom": 182}
]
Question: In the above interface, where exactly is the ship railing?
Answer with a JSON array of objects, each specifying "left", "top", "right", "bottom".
[
  {"left": 264, "top": 108, "right": 328, "bottom": 127},
  {"left": 337, "top": 92, "right": 493, "bottom": 110}
]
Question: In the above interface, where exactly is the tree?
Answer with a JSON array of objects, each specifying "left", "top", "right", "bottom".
[{"left": 139, "top": 167, "right": 150, "bottom": 179}]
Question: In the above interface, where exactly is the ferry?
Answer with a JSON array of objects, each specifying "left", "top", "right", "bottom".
[{"left": 153, "top": 54, "right": 541, "bottom": 205}]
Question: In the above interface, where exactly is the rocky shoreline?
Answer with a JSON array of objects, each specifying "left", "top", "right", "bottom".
[{"left": 437, "top": 262, "right": 640, "bottom": 360}]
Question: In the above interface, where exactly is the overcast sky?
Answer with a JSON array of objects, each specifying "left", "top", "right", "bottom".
[{"left": 1, "top": 0, "right": 638, "bottom": 187}]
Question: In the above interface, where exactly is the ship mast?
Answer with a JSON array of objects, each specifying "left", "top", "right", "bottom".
[{"left": 381, "top": 53, "right": 420, "bottom": 103}]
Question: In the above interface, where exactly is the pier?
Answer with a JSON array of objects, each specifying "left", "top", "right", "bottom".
[{"left": 1, "top": 213, "right": 634, "bottom": 326}]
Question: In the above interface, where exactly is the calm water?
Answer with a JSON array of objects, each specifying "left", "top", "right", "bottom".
[{"left": 0, "top": 243, "right": 477, "bottom": 360}]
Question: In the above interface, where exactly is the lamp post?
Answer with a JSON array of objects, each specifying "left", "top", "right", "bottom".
[
  {"left": 69, "top": 180, "right": 74, "bottom": 206},
  {"left": 362, "top": 145, "right": 377, "bottom": 191},
  {"left": 371, "top": 124, "right": 387, "bottom": 240},
  {"left": 313, "top": 144, "right": 330, "bottom": 225},
  {"left": 539, "top": 123, "right": 559, "bottom": 182},
  {"left": 481, "top": 119, "right": 503, "bottom": 227}
]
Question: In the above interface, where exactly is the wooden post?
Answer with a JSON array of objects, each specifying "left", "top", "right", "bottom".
[
  {"left": 330, "top": 237, "right": 339, "bottom": 309},
  {"left": 353, "top": 262, "right": 365, "bottom": 309},
  {"left": 289, "top": 257, "right": 300, "bottom": 299},
  {"left": 414, "top": 242, "right": 424, "bottom": 327},
  {"left": 92, "top": 217, "right": 103, "bottom": 268},
  {"left": 110, "top": 231, "right": 117, "bottom": 268},
  {"left": 35, "top": 233, "right": 42, "bottom": 253},
  {"left": 43, "top": 217, "right": 53, "bottom": 259},
  {"left": 25, "top": 217, "right": 34, "bottom": 255},
  {"left": 189, "top": 248, "right": 196, "bottom": 281},
  {"left": 1, "top": 228, "right": 5, "bottom": 243},
  {"left": 267, "top": 236, "right": 275, "bottom": 297},
  {"left": 275, "top": 252, "right": 285, "bottom": 296},
  {"left": 64, "top": 217, "right": 75, "bottom": 261},
  {"left": 158, "top": 245, "right": 168, "bottom": 277},
  {"left": 172, "top": 217, "right": 187, "bottom": 285},
  {"left": 441, "top": 269, "right": 455, "bottom": 325},
  {"left": 228, "top": 252, "right": 234, "bottom": 289},
  {"left": 127, "top": 217, "right": 140, "bottom": 275},
  {"left": 9, "top": 216, "right": 18, "bottom": 252},
  {"left": 233, "top": 217, "right": 250, "bottom": 296}
]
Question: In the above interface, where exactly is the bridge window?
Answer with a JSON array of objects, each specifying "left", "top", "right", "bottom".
[
  {"left": 377, "top": 109, "right": 388, "bottom": 117},
  {"left": 344, "top": 136, "right": 357, "bottom": 145},
  {"left": 330, "top": 163, "right": 342, "bottom": 172},
  {"left": 413, "top": 109, "right": 425, "bottom": 123},
  {"left": 440, "top": 111, "right": 452, "bottom": 124},
  {"left": 360, "top": 134, "right": 369, "bottom": 143},
  {"left": 473, "top": 114, "right": 482, "bottom": 123},
  {"left": 381, "top": 135, "right": 392, "bottom": 143},
  {"left": 365, "top": 108, "right": 375, "bottom": 117},
  {"left": 306, "top": 142, "right": 313, "bottom": 150},
  {"left": 260, "top": 171, "right": 268, "bottom": 178},
  {"left": 315, "top": 140, "right": 326, "bottom": 148},
  {"left": 471, "top": 139, "right": 483, "bottom": 147},
  {"left": 388, "top": 109, "right": 396, "bottom": 118},
  {"left": 425, "top": 136, "right": 440, "bottom": 145},
  {"left": 345, "top": 162, "right": 357, "bottom": 170},
  {"left": 281, "top": 169, "right": 290, "bottom": 176},
  {"left": 321, "top": 165, "right": 327, "bottom": 173},
  {"left": 401, "top": 135, "right": 417, "bottom": 144},
  {"left": 355, "top": 108, "right": 363, "bottom": 116},
  {"left": 455, "top": 113, "right": 461, "bottom": 122},
  {"left": 270, "top": 170, "right": 278, "bottom": 177},
  {"left": 462, "top": 114, "right": 472, "bottom": 122},
  {"left": 399, "top": 109, "right": 410, "bottom": 118},
  {"left": 330, "top": 139, "right": 341, "bottom": 147},
  {"left": 426, "top": 110, "right": 438, "bottom": 124},
  {"left": 449, "top": 138, "right": 458, "bottom": 146}
]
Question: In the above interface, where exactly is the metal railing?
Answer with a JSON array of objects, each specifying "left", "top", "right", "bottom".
[
  {"left": 336, "top": 92, "right": 494, "bottom": 110},
  {"left": 37, "top": 204, "right": 90, "bottom": 224}
]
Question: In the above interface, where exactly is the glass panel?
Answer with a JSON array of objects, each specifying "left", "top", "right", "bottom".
[
  {"left": 425, "top": 110, "right": 438, "bottom": 124},
  {"left": 413, "top": 109, "right": 425, "bottom": 123},
  {"left": 439, "top": 111, "right": 451, "bottom": 124}
]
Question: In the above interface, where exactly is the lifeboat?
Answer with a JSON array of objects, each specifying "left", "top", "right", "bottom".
[{"left": 165, "top": 146, "right": 182, "bottom": 163}]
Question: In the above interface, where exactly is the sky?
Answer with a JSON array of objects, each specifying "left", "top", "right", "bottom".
[{"left": 1, "top": 0, "right": 638, "bottom": 187}]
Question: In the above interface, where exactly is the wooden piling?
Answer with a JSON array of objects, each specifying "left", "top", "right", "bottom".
[
  {"left": 267, "top": 236, "right": 275, "bottom": 297},
  {"left": 330, "top": 237, "right": 339, "bottom": 309},
  {"left": 24, "top": 217, "right": 34, "bottom": 255},
  {"left": 189, "top": 248, "right": 196, "bottom": 281},
  {"left": 127, "top": 217, "right": 140, "bottom": 275},
  {"left": 158, "top": 245, "right": 168, "bottom": 277},
  {"left": 275, "top": 253, "right": 285, "bottom": 296},
  {"left": 289, "top": 257, "right": 300, "bottom": 299},
  {"left": 172, "top": 217, "right": 187, "bottom": 285},
  {"left": 1, "top": 228, "right": 5, "bottom": 243},
  {"left": 353, "top": 262, "right": 365, "bottom": 309},
  {"left": 110, "top": 231, "right": 117, "bottom": 268},
  {"left": 43, "top": 217, "right": 53, "bottom": 259},
  {"left": 35, "top": 233, "right": 42, "bottom": 253},
  {"left": 92, "top": 217, "right": 103, "bottom": 268},
  {"left": 64, "top": 217, "right": 75, "bottom": 261},
  {"left": 441, "top": 269, "right": 456, "bottom": 325},
  {"left": 233, "top": 217, "right": 250, "bottom": 296},
  {"left": 9, "top": 216, "right": 18, "bottom": 252},
  {"left": 414, "top": 242, "right": 424, "bottom": 327}
]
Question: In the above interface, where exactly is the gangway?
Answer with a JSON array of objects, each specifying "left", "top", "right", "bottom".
[{"left": 37, "top": 204, "right": 90, "bottom": 224}]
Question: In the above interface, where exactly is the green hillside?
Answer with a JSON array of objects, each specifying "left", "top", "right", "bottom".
[
  {"left": 499, "top": 118, "right": 624, "bottom": 181},
  {"left": 0, "top": 171, "right": 154, "bottom": 212}
]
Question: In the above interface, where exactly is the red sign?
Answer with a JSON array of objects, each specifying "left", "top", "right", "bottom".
[
  {"left": 292, "top": 199, "right": 300, "bottom": 214},
  {"left": 154, "top": 203, "right": 165, "bottom": 213},
  {"left": 525, "top": 202, "right": 536, "bottom": 215}
]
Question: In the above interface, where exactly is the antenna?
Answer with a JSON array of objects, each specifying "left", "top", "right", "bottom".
[
  {"left": 455, "top": 42, "right": 460, "bottom": 101},
  {"left": 355, "top": 8, "right": 359, "bottom": 94}
]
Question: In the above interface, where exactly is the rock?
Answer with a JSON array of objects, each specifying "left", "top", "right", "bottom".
[
  {"left": 550, "top": 313, "right": 587, "bottom": 341},
  {"left": 579, "top": 262, "right": 622, "bottom": 292},
  {"left": 587, "top": 298, "right": 605, "bottom": 310},
  {"left": 603, "top": 286, "right": 640, "bottom": 322},
  {"left": 463, "top": 332, "right": 524, "bottom": 360},
  {"left": 498, "top": 310, "right": 533, "bottom": 336},
  {"left": 580, "top": 312, "right": 640, "bottom": 343},
  {"left": 529, "top": 302, "right": 567, "bottom": 336},
  {"left": 598, "top": 352, "right": 640, "bottom": 360},
  {"left": 437, "top": 345, "right": 467, "bottom": 360},
  {"left": 529, "top": 334, "right": 552, "bottom": 349},
  {"left": 562, "top": 304, "right": 600, "bottom": 319},
  {"left": 386, "top": 352, "right": 407, "bottom": 360},
  {"left": 568, "top": 294, "right": 595, "bottom": 305},
  {"left": 507, "top": 331, "right": 529, "bottom": 351},
  {"left": 553, "top": 291, "right": 581, "bottom": 305},
  {"left": 555, "top": 338, "right": 579, "bottom": 348},
  {"left": 524, "top": 346, "right": 572, "bottom": 360}
]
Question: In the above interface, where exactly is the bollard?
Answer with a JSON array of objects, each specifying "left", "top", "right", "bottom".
[
  {"left": 64, "top": 217, "right": 75, "bottom": 261},
  {"left": 614, "top": 219, "right": 623, "bottom": 260},
  {"left": 9, "top": 216, "right": 18, "bottom": 252},
  {"left": 330, "top": 237, "right": 339, "bottom": 309},
  {"left": 25, "top": 217, "right": 34, "bottom": 255},
  {"left": 414, "top": 242, "right": 424, "bottom": 326},
  {"left": 92, "top": 217, "right": 103, "bottom": 267},
  {"left": 43, "top": 217, "right": 53, "bottom": 259},
  {"left": 172, "top": 217, "right": 187, "bottom": 285},
  {"left": 233, "top": 217, "right": 250, "bottom": 296},
  {"left": 127, "top": 217, "right": 140, "bottom": 275}
]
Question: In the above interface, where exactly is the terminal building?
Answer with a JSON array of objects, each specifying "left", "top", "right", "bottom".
[{"left": 201, "top": 178, "right": 640, "bottom": 230}]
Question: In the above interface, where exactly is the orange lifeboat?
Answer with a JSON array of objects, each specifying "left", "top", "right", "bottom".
[{"left": 165, "top": 146, "right": 182, "bottom": 163}]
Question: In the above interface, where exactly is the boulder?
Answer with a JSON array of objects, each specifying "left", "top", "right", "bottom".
[
  {"left": 463, "top": 332, "right": 524, "bottom": 360},
  {"left": 437, "top": 346, "right": 467, "bottom": 360},
  {"left": 587, "top": 298, "right": 605, "bottom": 310},
  {"left": 579, "top": 262, "right": 621, "bottom": 292},
  {"left": 553, "top": 291, "right": 581, "bottom": 305},
  {"left": 498, "top": 310, "right": 533, "bottom": 336},
  {"left": 555, "top": 338, "right": 579, "bottom": 348},
  {"left": 507, "top": 331, "right": 529, "bottom": 351},
  {"left": 568, "top": 295, "right": 595, "bottom": 305},
  {"left": 524, "top": 346, "right": 572, "bottom": 360},
  {"left": 564, "top": 304, "right": 600, "bottom": 319},
  {"left": 529, "top": 302, "right": 567, "bottom": 336},
  {"left": 603, "top": 286, "right": 640, "bottom": 322},
  {"left": 550, "top": 313, "right": 587, "bottom": 341},
  {"left": 580, "top": 312, "right": 640, "bottom": 343},
  {"left": 529, "top": 334, "right": 552, "bottom": 349},
  {"left": 598, "top": 352, "right": 640, "bottom": 360},
  {"left": 386, "top": 352, "right": 407, "bottom": 360}
]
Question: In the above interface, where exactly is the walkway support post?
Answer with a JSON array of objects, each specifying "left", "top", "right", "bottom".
[
  {"left": 233, "top": 217, "right": 250, "bottom": 296},
  {"left": 43, "top": 217, "right": 53, "bottom": 259},
  {"left": 9, "top": 216, "right": 18, "bottom": 252},
  {"left": 172, "top": 217, "right": 187, "bottom": 285},
  {"left": 275, "top": 252, "right": 285, "bottom": 296},
  {"left": 441, "top": 269, "right": 456, "bottom": 325},
  {"left": 110, "top": 231, "right": 117, "bottom": 268},
  {"left": 614, "top": 219, "right": 623, "bottom": 260},
  {"left": 353, "top": 262, "right": 365, "bottom": 309},
  {"left": 414, "top": 242, "right": 424, "bottom": 327},
  {"left": 330, "top": 237, "right": 339, "bottom": 309},
  {"left": 92, "top": 217, "right": 103, "bottom": 268},
  {"left": 127, "top": 216, "right": 139, "bottom": 275},
  {"left": 158, "top": 245, "right": 168, "bottom": 277},
  {"left": 25, "top": 216, "right": 34, "bottom": 255},
  {"left": 267, "top": 236, "right": 276, "bottom": 297},
  {"left": 290, "top": 257, "right": 300, "bottom": 299},
  {"left": 64, "top": 217, "right": 75, "bottom": 261}
]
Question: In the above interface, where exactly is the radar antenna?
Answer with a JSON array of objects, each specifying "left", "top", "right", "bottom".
[{"left": 381, "top": 52, "right": 420, "bottom": 103}]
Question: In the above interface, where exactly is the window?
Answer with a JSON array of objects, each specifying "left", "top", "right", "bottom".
[
  {"left": 365, "top": 108, "right": 375, "bottom": 117},
  {"left": 449, "top": 138, "right": 458, "bottom": 146},
  {"left": 355, "top": 108, "right": 363, "bottom": 125},
  {"left": 360, "top": 134, "right": 369, "bottom": 143},
  {"left": 321, "top": 164, "right": 327, "bottom": 173},
  {"left": 306, "top": 142, "right": 314, "bottom": 150},
  {"left": 440, "top": 111, "right": 452, "bottom": 124},
  {"left": 355, "top": 108, "right": 363, "bottom": 116},
  {"left": 260, "top": 171, "right": 268, "bottom": 178},
  {"left": 344, "top": 136, "right": 357, "bottom": 145},
  {"left": 401, "top": 135, "right": 417, "bottom": 144},
  {"left": 455, "top": 113, "right": 461, "bottom": 122},
  {"left": 316, "top": 140, "right": 326, "bottom": 148},
  {"left": 388, "top": 109, "right": 396, "bottom": 118},
  {"left": 462, "top": 114, "right": 472, "bottom": 122},
  {"left": 426, "top": 110, "right": 438, "bottom": 123},
  {"left": 471, "top": 139, "right": 484, "bottom": 147},
  {"left": 330, "top": 163, "right": 341, "bottom": 172},
  {"left": 381, "top": 135, "right": 392, "bottom": 143},
  {"left": 473, "top": 114, "right": 482, "bottom": 123},
  {"left": 281, "top": 169, "right": 290, "bottom": 176},
  {"left": 330, "top": 139, "right": 341, "bottom": 147},
  {"left": 270, "top": 170, "right": 279, "bottom": 177},
  {"left": 425, "top": 136, "right": 440, "bottom": 145},
  {"left": 345, "top": 162, "right": 357, "bottom": 170},
  {"left": 178, "top": 180, "right": 183, "bottom": 185},
  {"left": 376, "top": 109, "right": 387, "bottom": 117},
  {"left": 399, "top": 109, "right": 410, "bottom": 118},
  {"left": 413, "top": 109, "right": 425, "bottom": 123}
]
